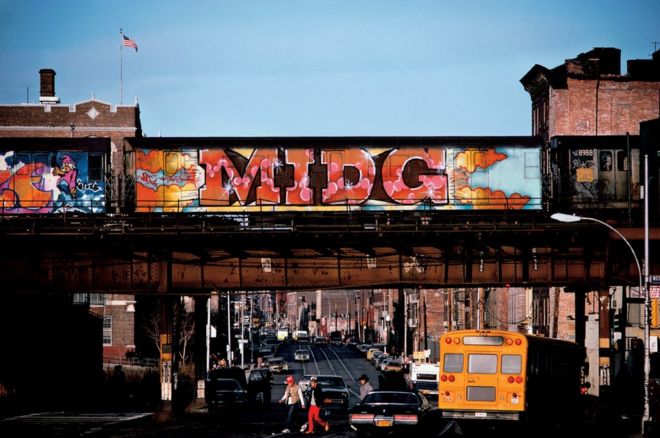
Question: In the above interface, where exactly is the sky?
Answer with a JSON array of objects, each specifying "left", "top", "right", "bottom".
[{"left": 1, "top": 0, "right": 659, "bottom": 138}]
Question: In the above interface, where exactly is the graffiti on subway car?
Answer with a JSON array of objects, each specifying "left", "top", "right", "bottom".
[
  {"left": 134, "top": 146, "right": 541, "bottom": 212},
  {"left": 0, "top": 150, "right": 106, "bottom": 214}
]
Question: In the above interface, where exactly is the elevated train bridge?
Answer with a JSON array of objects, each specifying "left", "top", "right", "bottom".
[{"left": 0, "top": 211, "right": 653, "bottom": 295}]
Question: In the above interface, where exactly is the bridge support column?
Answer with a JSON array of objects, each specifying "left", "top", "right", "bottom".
[
  {"left": 575, "top": 289, "right": 586, "bottom": 348},
  {"left": 598, "top": 287, "right": 612, "bottom": 389}
]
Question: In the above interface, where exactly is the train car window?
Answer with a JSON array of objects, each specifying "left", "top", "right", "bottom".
[
  {"left": 468, "top": 354, "right": 497, "bottom": 374},
  {"left": 89, "top": 154, "right": 103, "bottom": 181},
  {"left": 443, "top": 353, "right": 464, "bottom": 373},
  {"left": 501, "top": 354, "right": 522, "bottom": 374},
  {"left": 617, "top": 151, "right": 628, "bottom": 172},
  {"left": 599, "top": 151, "right": 613, "bottom": 172}
]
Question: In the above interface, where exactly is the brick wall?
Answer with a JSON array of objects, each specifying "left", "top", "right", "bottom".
[{"left": 550, "top": 79, "right": 660, "bottom": 137}]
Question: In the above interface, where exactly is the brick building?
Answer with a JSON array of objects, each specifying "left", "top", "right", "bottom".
[
  {"left": 0, "top": 68, "right": 142, "bottom": 363},
  {"left": 521, "top": 47, "right": 660, "bottom": 140},
  {"left": 521, "top": 47, "right": 660, "bottom": 393}
]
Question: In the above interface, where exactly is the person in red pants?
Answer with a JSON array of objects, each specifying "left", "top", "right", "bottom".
[{"left": 305, "top": 377, "right": 329, "bottom": 434}]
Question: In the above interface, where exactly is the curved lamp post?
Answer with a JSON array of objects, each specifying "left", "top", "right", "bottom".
[{"left": 551, "top": 212, "right": 650, "bottom": 433}]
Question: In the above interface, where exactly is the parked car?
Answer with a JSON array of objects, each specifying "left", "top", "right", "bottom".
[
  {"left": 371, "top": 350, "right": 386, "bottom": 365},
  {"left": 357, "top": 344, "right": 372, "bottom": 354},
  {"left": 206, "top": 378, "right": 248, "bottom": 411},
  {"left": 384, "top": 359, "right": 404, "bottom": 372},
  {"left": 267, "top": 357, "right": 289, "bottom": 373},
  {"left": 349, "top": 390, "right": 439, "bottom": 436},
  {"left": 377, "top": 356, "right": 391, "bottom": 371},
  {"left": 294, "top": 349, "right": 311, "bottom": 361}
]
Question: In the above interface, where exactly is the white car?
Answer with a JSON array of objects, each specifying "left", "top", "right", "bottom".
[
  {"left": 267, "top": 357, "right": 289, "bottom": 373},
  {"left": 294, "top": 349, "right": 311, "bottom": 361}
]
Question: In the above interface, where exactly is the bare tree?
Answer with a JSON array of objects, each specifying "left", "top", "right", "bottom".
[{"left": 141, "top": 298, "right": 196, "bottom": 366}]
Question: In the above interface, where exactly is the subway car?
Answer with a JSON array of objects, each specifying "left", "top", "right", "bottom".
[
  {"left": 0, "top": 138, "right": 110, "bottom": 214},
  {"left": 0, "top": 135, "right": 652, "bottom": 218}
]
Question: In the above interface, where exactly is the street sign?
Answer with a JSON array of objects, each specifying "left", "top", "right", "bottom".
[
  {"left": 650, "top": 285, "right": 660, "bottom": 299},
  {"left": 650, "top": 275, "right": 660, "bottom": 284}
]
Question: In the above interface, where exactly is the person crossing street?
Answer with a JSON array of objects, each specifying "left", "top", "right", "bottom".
[
  {"left": 279, "top": 375, "right": 305, "bottom": 434},
  {"left": 304, "top": 377, "right": 329, "bottom": 434}
]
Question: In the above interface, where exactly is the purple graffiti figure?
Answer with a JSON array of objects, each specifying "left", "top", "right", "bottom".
[{"left": 52, "top": 155, "right": 78, "bottom": 198}]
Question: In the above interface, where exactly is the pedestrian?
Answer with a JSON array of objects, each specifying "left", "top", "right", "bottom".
[
  {"left": 304, "top": 377, "right": 329, "bottom": 434},
  {"left": 109, "top": 364, "right": 127, "bottom": 408},
  {"left": 358, "top": 374, "right": 373, "bottom": 400},
  {"left": 279, "top": 375, "right": 305, "bottom": 433}
]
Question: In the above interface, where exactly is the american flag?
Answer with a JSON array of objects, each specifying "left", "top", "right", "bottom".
[{"left": 122, "top": 34, "right": 138, "bottom": 52}]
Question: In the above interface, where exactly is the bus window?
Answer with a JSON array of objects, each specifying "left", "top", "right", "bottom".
[
  {"left": 468, "top": 354, "right": 497, "bottom": 374},
  {"left": 464, "top": 336, "right": 503, "bottom": 346},
  {"left": 443, "top": 353, "right": 464, "bottom": 373},
  {"left": 501, "top": 355, "right": 522, "bottom": 374}
]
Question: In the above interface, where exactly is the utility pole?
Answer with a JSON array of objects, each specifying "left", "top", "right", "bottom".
[
  {"left": 227, "top": 293, "right": 232, "bottom": 367},
  {"left": 423, "top": 290, "right": 428, "bottom": 350},
  {"left": 403, "top": 290, "right": 408, "bottom": 357}
]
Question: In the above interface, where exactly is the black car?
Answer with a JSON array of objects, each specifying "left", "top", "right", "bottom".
[
  {"left": 349, "top": 391, "right": 439, "bottom": 436},
  {"left": 247, "top": 368, "right": 272, "bottom": 404},
  {"left": 312, "top": 375, "right": 350, "bottom": 415},
  {"left": 205, "top": 378, "right": 248, "bottom": 411},
  {"left": 300, "top": 375, "right": 350, "bottom": 415}
]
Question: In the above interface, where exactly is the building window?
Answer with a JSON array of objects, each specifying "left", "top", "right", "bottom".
[
  {"left": 88, "top": 154, "right": 103, "bottom": 181},
  {"left": 103, "top": 315, "right": 112, "bottom": 345},
  {"left": 90, "top": 293, "right": 105, "bottom": 307},
  {"left": 72, "top": 293, "right": 105, "bottom": 306},
  {"left": 73, "top": 293, "right": 88, "bottom": 305}
]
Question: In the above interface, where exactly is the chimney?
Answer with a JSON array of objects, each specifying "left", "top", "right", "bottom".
[{"left": 39, "top": 69, "right": 60, "bottom": 104}]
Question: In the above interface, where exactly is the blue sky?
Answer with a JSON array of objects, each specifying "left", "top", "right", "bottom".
[{"left": 1, "top": 0, "right": 659, "bottom": 137}]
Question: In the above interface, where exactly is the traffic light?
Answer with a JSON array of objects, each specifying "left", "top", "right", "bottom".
[{"left": 612, "top": 313, "right": 621, "bottom": 332}]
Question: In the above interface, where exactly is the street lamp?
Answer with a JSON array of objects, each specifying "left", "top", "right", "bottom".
[{"left": 551, "top": 212, "right": 650, "bottom": 433}]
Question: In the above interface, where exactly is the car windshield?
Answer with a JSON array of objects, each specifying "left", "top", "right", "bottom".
[
  {"left": 317, "top": 377, "right": 345, "bottom": 387},
  {"left": 215, "top": 379, "right": 241, "bottom": 390},
  {"left": 363, "top": 392, "right": 418, "bottom": 405}
]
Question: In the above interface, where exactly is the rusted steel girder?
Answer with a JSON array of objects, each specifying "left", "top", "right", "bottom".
[{"left": 0, "top": 215, "right": 649, "bottom": 294}]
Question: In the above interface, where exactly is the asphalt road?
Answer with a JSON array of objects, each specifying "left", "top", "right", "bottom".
[
  {"left": 0, "top": 342, "right": 639, "bottom": 438},
  {"left": 0, "top": 342, "right": 387, "bottom": 438}
]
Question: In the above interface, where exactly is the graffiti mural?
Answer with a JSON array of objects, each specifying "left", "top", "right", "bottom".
[
  {"left": 134, "top": 145, "right": 541, "bottom": 213},
  {"left": 0, "top": 150, "right": 106, "bottom": 214}
]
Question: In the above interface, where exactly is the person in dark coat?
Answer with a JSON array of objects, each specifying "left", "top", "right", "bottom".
[{"left": 304, "top": 377, "right": 329, "bottom": 434}]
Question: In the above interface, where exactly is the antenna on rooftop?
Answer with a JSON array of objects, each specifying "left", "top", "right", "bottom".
[
  {"left": 26, "top": 86, "right": 30, "bottom": 104},
  {"left": 653, "top": 41, "right": 660, "bottom": 53}
]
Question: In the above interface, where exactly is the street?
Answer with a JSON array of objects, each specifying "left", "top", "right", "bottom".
[{"left": 0, "top": 342, "right": 645, "bottom": 437}]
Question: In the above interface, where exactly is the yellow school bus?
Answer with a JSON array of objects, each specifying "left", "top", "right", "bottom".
[{"left": 438, "top": 329, "right": 585, "bottom": 425}]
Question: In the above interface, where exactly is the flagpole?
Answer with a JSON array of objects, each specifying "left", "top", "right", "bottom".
[{"left": 120, "top": 28, "right": 123, "bottom": 105}]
